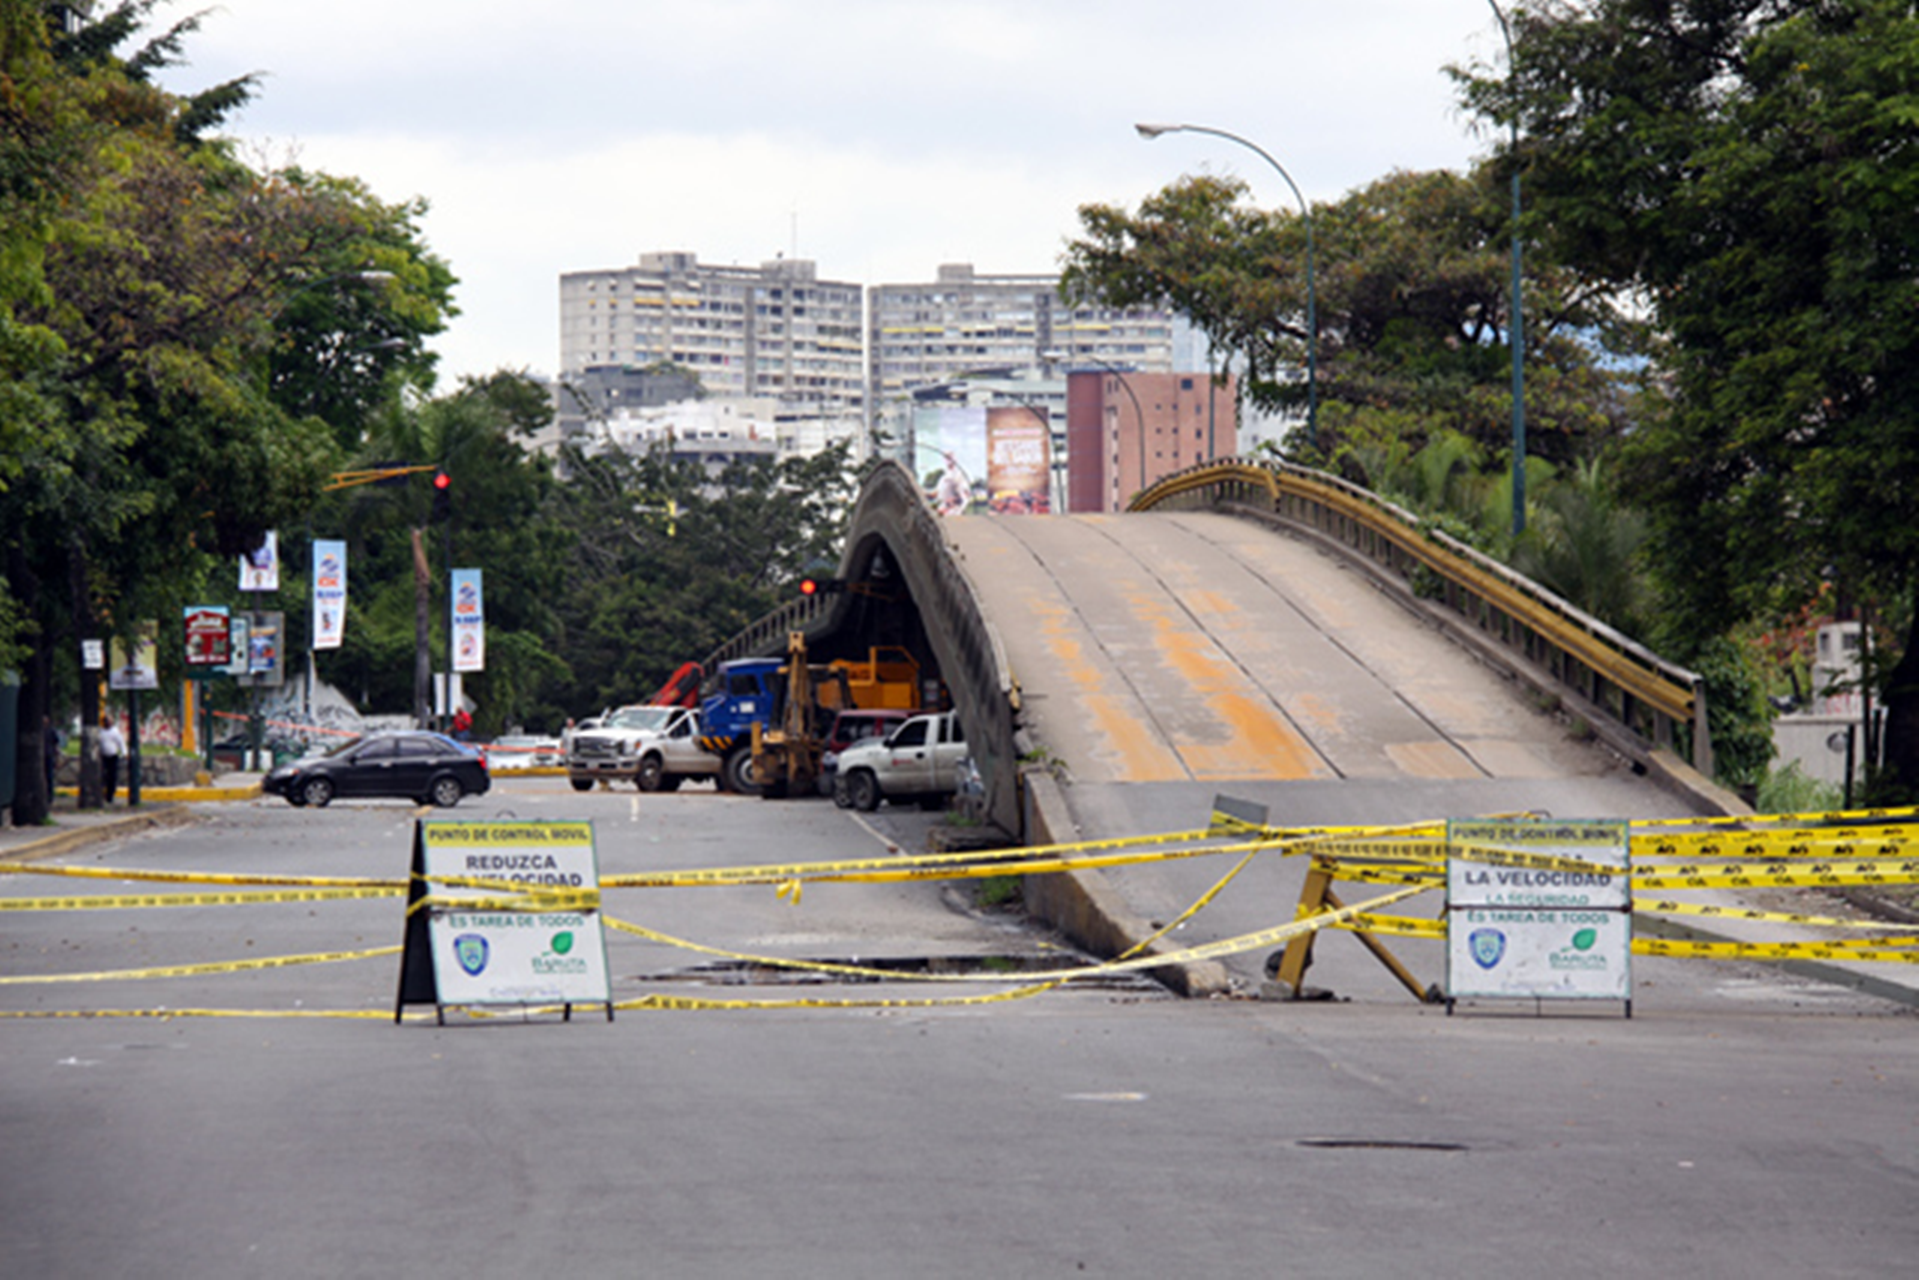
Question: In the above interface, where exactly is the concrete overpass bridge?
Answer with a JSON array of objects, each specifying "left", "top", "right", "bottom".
[{"left": 723, "top": 458, "right": 1730, "bottom": 993}]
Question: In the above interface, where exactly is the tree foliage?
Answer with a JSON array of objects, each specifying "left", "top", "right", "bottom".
[
  {"left": 548, "top": 438, "right": 861, "bottom": 714},
  {"left": 1062, "top": 165, "right": 1643, "bottom": 468},
  {"left": 1457, "top": 0, "right": 1919, "bottom": 794},
  {"left": 0, "top": 0, "right": 453, "bottom": 819}
]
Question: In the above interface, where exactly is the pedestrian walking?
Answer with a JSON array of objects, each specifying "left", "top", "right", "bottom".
[{"left": 99, "top": 716, "right": 127, "bottom": 804}]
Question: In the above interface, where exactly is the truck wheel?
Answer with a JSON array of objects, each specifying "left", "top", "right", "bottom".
[
  {"left": 569, "top": 777, "right": 593, "bottom": 793},
  {"left": 845, "top": 769, "right": 881, "bottom": 812},
  {"left": 722, "top": 745, "right": 759, "bottom": 796},
  {"left": 636, "top": 755, "right": 666, "bottom": 792}
]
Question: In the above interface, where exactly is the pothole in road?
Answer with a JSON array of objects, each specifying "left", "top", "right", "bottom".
[{"left": 633, "top": 955, "right": 1168, "bottom": 993}]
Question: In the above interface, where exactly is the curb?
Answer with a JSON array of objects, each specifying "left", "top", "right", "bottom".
[
  {"left": 1019, "top": 767, "right": 1232, "bottom": 998},
  {"left": 141, "top": 783, "right": 264, "bottom": 803},
  {"left": 1, "top": 805, "right": 198, "bottom": 865}
]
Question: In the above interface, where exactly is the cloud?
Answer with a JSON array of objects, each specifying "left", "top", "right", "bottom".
[{"left": 162, "top": 0, "right": 1507, "bottom": 380}]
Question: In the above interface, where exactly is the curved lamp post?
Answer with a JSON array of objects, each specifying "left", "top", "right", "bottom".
[
  {"left": 1488, "top": 1, "right": 1526, "bottom": 536},
  {"left": 1136, "top": 122, "right": 1317, "bottom": 451}
]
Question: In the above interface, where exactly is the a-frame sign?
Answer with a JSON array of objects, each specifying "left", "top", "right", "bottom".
[{"left": 395, "top": 819, "right": 613, "bottom": 1024}]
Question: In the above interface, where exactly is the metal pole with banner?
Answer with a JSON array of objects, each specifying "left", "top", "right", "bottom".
[
  {"left": 395, "top": 820, "right": 612, "bottom": 1023},
  {"left": 450, "top": 568, "right": 484, "bottom": 673},
  {"left": 1445, "top": 818, "right": 1632, "bottom": 1016},
  {"left": 311, "top": 539, "right": 347, "bottom": 651}
]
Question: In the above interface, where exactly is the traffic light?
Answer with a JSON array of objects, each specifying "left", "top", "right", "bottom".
[
  {"left": 430, "top": 469, "right": 452, "bottom": 522},
  {"left": 799, "top": 576, "right": 844, "bottom": 597}
]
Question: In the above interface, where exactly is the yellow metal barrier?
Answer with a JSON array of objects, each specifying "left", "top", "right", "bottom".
[{"left": 1132, "top": 457, "right": 1706, "bottom": 770}]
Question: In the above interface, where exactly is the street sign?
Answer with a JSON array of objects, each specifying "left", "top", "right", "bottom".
[
  {"left": 1446, "top": 818, "right": 1632, "bottom": 1010},
  {"left": 395, "top": 820, "right": 612, "bottom": 1023},
  {"left": 184, "top": 605, "right": 232, "bottom": 668}
]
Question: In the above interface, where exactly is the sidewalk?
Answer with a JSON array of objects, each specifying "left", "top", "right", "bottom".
[{"left": 0, "top": 772, "right": 264, "bottom": 864}]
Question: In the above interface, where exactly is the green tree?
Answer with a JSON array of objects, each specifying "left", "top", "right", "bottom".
[
  {"left": 549, "top": 438, "right": 861, "bottom": 712},
  {"left": 319, "top": 373, "right": 568, "bottom": 733},
  {"left": 1, "top": 2, "right": 453, "bottom": 818},
  {"left": 1062, "top": 166, "right": 1642, "bottom": 469},
  {"left": 1458, "top": 0, "right": 1919, "bottom": 796},
  {"left": 263, "top": 170, "right": 456, "bottom": 450}
]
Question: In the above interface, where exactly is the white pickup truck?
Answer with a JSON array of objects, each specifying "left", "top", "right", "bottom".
[
  {"left": 831, "top": 711, "right": 966, "bottom": 811},
  {"left": 565, "top": 705, "right": 719, "bottom": 792}
]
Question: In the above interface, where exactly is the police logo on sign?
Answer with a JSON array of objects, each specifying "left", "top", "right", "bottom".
[
  {"left": 1470, "top": 927, "right": 1507, "bottom": 970},
  {"left": 454, "top": 933, "right": 489, "bottom": 976}
]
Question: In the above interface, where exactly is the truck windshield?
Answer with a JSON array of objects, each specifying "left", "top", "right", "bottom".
[{"left": 605, "top": 707, "right": 673, "bottom": 732}]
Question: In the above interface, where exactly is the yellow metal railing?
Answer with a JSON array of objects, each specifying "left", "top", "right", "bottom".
[{"left": 1132, "top": 458, "right": 1711, "bottom": 774}]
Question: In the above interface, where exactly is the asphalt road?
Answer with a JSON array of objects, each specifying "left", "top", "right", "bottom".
[{"left": 3, "top": 780, "right": 1915, "bottom": 1278}]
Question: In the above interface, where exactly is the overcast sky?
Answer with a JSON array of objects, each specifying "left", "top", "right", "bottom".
[{"left": 162, "top": 1, "right": 1511, "bottom": 383}]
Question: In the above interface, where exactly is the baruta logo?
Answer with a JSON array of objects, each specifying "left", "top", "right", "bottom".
[{"left": 531, "top": 930, "right": 588, "bottom": 976}]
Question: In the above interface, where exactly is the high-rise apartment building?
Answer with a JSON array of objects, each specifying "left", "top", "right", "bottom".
[
  {"left": 868, "top": 263, "right": 1175, "bottom": 407},
  {"left": 559, "top": 252, "right": 865, "bottom": 416}
]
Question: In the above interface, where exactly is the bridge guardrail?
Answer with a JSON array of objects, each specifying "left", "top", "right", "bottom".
[{"left": 1131, "top": 457, "right": 1712, "bottom": 777}]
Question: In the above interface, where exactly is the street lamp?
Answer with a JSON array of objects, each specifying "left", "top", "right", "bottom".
[
  {"left": 1488, "top": 1, "right": 1527, "bottom": 537},
  {"left": 1136, "top": 122, "right": 1317, "bottom": 451},
  {"left": 1045, "top": 349, "right": 1147, "bottom": 507}
]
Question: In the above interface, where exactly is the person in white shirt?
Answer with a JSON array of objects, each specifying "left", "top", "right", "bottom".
[{"left": 98, "top": 716, "right": 127, "bottom": 804}]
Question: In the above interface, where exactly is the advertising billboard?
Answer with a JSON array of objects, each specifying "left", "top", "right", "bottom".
[{"left": 986, "top": 406, "right": 1050, "bottom": 514}]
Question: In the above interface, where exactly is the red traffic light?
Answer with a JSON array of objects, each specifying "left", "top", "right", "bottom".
[
  {"left": 433, "top": 470, "right": 452, "bottom": 490},
  {"left": 799, "top": 577, "right": 843, "bottom": 597},
  {"left": 800, "top": 578, "right": 819, "bottom": 596}
]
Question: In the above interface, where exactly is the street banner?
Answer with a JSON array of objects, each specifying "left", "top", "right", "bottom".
[
  {"left": 108, "top": 623, "right": 159, "bottom": 691},
  {"left": 312, "top": 539, "right": 347, "bottom": 650},
  {"left": 239, "top": 530, "right": 280, "bottom": 592},
  {"left": 451, "top": 568, "right": 484, "bottom": 673},
  {"left": 183, "top": 605, "right": 231, "bottom": 668},
  {"left": 239, "top": 611, "right": 285, "bottom": 687},
  {"left": 986, "top": 405, "right": 1050, "bottom": 514}
]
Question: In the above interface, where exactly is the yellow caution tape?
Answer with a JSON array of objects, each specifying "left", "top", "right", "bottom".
[
  {"left": 1635, "top": 826, "right": 1917, "bottom": 858},
  {"left": 1635, "top": 898, "right": 1919, "bottom": 931},
  {"left": 1630, "top": 805, "right": 1919, "bottom": 830},
  {"left": 1327, "top": 913, "right": 1447, "bottom": 939},
  {"left": 0, "top": 944, "right": 401, "bottom": 985},
  {"left": 1634, "top": 937, "right": 1919, "bottom": 964},
  {"left": 0, "top": 862, "right": 403, "bottom": 889},
  {"left": 406, "top": 891, "right": 600, "bottom": 916},
  {"left": 1309, "top": 862, "right": 1446, "bottom": 887},
  {"left": 0, "top": 886, "right": 403, "bottom": 911},
  {"left": 1634, "top": 859, "right": 1919, "bottom": 890}
]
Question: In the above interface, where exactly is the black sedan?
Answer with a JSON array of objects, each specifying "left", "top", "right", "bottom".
[{"left": 263, "top": 731, "right": 490, "bottom": 808}]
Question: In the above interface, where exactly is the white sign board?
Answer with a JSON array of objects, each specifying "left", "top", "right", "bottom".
[
  {"left": 1447, "top": 818, "right": 1630, "bottom": 908},
  {"left": 1447, "top": 819, "right": 1631, "bottom": 1005},
  {"left": 1448, "top": 907, "right": 1632, "bottom": 1000},
  {"left": 419, "top": 821, "right": 610, "bottom": 1008}
]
